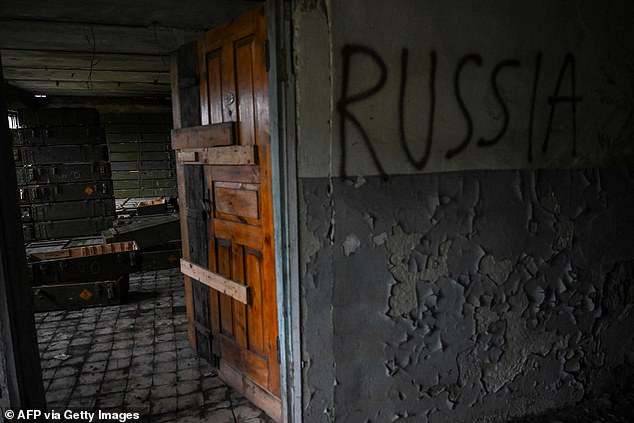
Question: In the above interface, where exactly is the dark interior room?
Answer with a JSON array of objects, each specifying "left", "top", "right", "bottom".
[{"left": 1, "top": 1, "right": 633, "bottom": 423}]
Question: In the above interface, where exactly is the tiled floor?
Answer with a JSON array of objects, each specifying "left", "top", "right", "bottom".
[{"left": 35, "top": 268, "right": 274, "bottom": 423}]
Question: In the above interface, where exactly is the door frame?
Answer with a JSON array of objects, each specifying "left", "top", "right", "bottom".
[
  {"left": 266, "top": 1, "right": 303, "bottom": 422},
  {"left": 0, "top": 54, "right": 47, "bottom": 411}
]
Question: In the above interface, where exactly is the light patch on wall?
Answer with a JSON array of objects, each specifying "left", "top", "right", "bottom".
[
  {"left": 342, "top": 233, "right": 360, "bottom": 256},
  {"left": 382, "top": 225, "right": 456, "bottom": 319}
]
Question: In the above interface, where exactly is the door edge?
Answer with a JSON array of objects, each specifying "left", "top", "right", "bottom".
[{"left": 266, "top": 1, "right": 303, "bottom": 422}]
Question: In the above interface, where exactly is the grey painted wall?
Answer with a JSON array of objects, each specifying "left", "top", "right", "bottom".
[
  {"left": 295, "top": 0, "right": 634, "bottom": 178},
  {"left": 293, "top": 0, "right": 634, "bottom": 421},
  {"left": 300, "top": 169, "right": 634, "bottom": 422}
]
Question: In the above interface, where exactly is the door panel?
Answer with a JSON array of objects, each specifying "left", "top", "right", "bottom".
[
  {"left": 245, "top": 249, "right": 265, "bottom": 355},
  {"left": 213, "top": 220, "right": 263, "bottom": 250},
  {"left": 231, "top": 244, "right": 247, "bottom": 349},
  {"left": 216, "top": 240, "right": 234, "bottom": 338},
  {"left": 235, "top": 36, "right": 257, "bottom": 146},
  {"left": 205, "top": 50, "right": 224, "bottom": 125},
  {"left": 172, "top": 6, "right": 280, "bottom": 416},
  {"left": 214, "top": 183, "right": 260, "bottom": 222}
]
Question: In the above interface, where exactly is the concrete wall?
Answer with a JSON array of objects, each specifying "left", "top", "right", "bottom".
[{"left": 293, "top": 1, "right": 634, "bottom": 421}]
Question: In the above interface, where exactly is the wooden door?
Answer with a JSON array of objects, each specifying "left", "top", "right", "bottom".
[{"left": 171, "top": 5, "right": 280, "bottom": 420}]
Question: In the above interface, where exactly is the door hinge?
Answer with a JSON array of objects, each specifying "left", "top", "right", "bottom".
[{"left": 276, "top": 335, "right": 281, "bottom": 364}]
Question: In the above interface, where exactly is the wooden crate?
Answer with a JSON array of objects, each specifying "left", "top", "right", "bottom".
[
  {"left": 137, "top": 198, "right": 168, "bottom": 215},
  {"left": 28, "top": 241, "right": 140, "bottom": 285},
  {"left": 141, "top": 241, "right": 182, "bottom": 271},
  {"left": 16, "top": 162, "right": 111, "bottom": 185},
  {"left": 18, "top": 181, "right": 114, "bottom": 204},
  {"left": 31, "top": 216, "right": 116, "bottom": 240},
  {"left": 33, "top": 276, "right": 129, "bottom": 312},
  {"left": 102, "top": 214, "right": 180, "bottom": 249},
  {"left": 12, "top": 126, "right": 105, "bottom": 146}
]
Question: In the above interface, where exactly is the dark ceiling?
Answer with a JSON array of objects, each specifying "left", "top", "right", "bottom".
[{"left": 0, "top": 0, "right": 261, "bottom": 99}]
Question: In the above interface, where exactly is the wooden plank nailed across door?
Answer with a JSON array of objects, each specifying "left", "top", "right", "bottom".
[
  {"left": 171, "top": 122, "right": 235, "bottom": 149},
  {"left": 180, "top": 259, "right": 249, "bottom": 304},
  {"left": 177, "top": 150, "right": 198, "bottom": 162},
  {"left": 176, "top": 145, "right": 256, "bottom": 165}
]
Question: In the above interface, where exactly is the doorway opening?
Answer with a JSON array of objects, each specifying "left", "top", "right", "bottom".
[{"left": 1, "top": 2, "right": 295, "bottom": 422}]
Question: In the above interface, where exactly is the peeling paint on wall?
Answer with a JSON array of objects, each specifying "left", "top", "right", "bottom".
[
  {"left": 300, "top": 168, "right": 634, "bottom": 422},
  {"left": 299, "top": 179, "right": 336, "bottom": 421},
  {"left": 342, "top": 233, "right": 360, "bottom": 256},
  {"left": 478, "top": 255, "right": 513, "bottom": 286},
  {"left": 299, "top": 183, "right": 322, "bottom": 280},
  {"left": 294, "top": 0, "right": 634, "bottom": 420}
]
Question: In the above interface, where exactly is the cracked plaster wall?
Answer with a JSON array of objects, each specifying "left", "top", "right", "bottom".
[{"left": 300, "top": 169, "right": 634, "bottom": 422}]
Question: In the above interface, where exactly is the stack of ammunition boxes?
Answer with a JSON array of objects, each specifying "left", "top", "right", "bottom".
[
  {"left": 28, "top": 241, "right": 141, "bottom": 312},
  {"left": 103, "top": 112, "right": 177, "bottom": 198},
  {"left": 14, "top": 108, "right": 116, "bottom": 241}
]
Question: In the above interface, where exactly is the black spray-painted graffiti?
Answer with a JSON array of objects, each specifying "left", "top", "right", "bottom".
[{"left": 337, "top": 45, "right": 581, "bottom": 177}]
